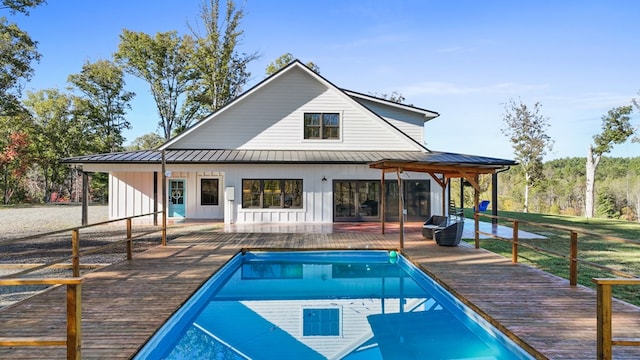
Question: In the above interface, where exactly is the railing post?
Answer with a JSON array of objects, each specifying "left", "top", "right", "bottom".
[
  {"left": 71, "top": 229, "right": 80, "bottom": 278},
  {"left": 570, "top": 231, "right": 578, "bottom": 286},
  {"left": 474, "top": 211, "right": 480, "bottom": 249},
  {"left": 595, "top": 281, "right": 612, "bottom": 360},
  {"left": 512, "top": 220, "right": 519, "bottom": 263},
  {"left": 67, "top": 283, "right": 82, "bottom": 360},
  {"left": 126, "top": 218, "right": 132, "bottom": 260}
]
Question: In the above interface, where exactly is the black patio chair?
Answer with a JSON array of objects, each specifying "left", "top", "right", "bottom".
[
  {"left": 422, "top": 215, "right": 448, "bottom": 240},
  {"left": 434, "top": 219, "right": 464, "bottom": 246}
]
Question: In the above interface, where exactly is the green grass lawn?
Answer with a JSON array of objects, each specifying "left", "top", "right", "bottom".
[{"left": 462, "top": 209, "right": 640, "bottom": 306}]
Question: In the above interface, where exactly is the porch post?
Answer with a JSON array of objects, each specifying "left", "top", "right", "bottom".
[
  {"left": 474, "top": 175, "right": 480, "bottom": 249},
  {"left": 441, "top": 175, "right": 447, "bottom": 216},
  {"left": 161, "top": 150, "right": 167, "bottom": 246},
  {"left": 492, "top": 173, "right": 498, "bottom": 225},
  {"left": 459, "top": 178, "right": 464, "bottom": 212},
  {"left": 381, "top": 170, "right": 385, "bottom": 234},
  {"left": 81, "top": 171, "right": 89, "bottom": 226},
  {"left": 153, "top": 172, "right": 158, "bottom": 226},
  {"left": 396, "top": 169, "right": 404, "bottom": 249}
]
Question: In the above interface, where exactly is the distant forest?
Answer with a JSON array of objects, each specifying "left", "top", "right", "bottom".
[{"left": 452, "top": 157, "right": 640, "bottom": 221}]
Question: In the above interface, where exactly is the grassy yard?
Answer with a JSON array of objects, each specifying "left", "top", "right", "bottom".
[{"left": 462, "top": 209, "right": 640, "bottom": 306}]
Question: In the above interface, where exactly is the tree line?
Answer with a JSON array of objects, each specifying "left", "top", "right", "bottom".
[
  {"left": 498, "top": 97, "right": 637, "bottom": 219},
  {"left": 0, "top": 0, "right": 259, "bottom": 204},
  {"left": 466, "top": 156, "right": 640, "bottom": 221},
  {"left": 0, "top": 0, "right": 329, "bottom": 205}
]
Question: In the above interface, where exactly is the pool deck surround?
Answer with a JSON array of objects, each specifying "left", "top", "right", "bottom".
[{"left": 0, "top": 223, "right": 638, "bottom": 359}]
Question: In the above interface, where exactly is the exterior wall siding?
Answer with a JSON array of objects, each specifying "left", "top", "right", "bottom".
[
  {"left": 108, "top": 164, "right": 443, "bottom": 224},
  {"left": 169, "top": 67, "right": 421, "bottom": 152},
  {"left": 109, "top": 172, "right": 157, "bottom": 223},
  {"left": 351, "top": 98, "right": 429, "bottom": 144}
]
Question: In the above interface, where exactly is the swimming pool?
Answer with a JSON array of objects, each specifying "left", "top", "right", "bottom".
[{"left": 134, "top": 250, "right": 534, "bottom": 359}]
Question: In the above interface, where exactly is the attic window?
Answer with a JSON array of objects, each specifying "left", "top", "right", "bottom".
[
  {"left": 304, "top": 113, "right": 340, "bottom": 139},
  {"left": 302, "top": 308, "right": 341, "bottom": 336}
]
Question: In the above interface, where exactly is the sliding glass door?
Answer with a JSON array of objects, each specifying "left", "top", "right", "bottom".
[
  {"left": 333, "top": 180, "right": 429, "bottom": 222},
  {"left": 384, "top": 180, "right": 431, "bottom": 222},
  {"left": 334, "top": 181, "right": 380, "bottom": 221}
]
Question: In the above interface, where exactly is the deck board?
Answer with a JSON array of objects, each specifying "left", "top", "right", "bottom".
[{"left": 0, "top": 227, "right": 639, "bottom": 359}]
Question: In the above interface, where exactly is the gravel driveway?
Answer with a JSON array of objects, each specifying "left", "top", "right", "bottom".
[
  {"left": 0, "top": 204, "right": 219, "bottom": 308},
  {"left": 1, "top": 204, "right": 109, "bottom": 239}
]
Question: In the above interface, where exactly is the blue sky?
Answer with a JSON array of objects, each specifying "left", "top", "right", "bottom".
[{"left": 10, "top": 0, "right": 640, "bottom": 160}]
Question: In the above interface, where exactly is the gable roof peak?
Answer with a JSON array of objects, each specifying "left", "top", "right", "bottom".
[{"left": 160, "top": 59, "right": 428, "bottom": 152}]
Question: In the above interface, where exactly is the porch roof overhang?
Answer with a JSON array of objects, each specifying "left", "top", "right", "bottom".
[
  {"left": 368, "top": 152, "right": 516, "bottom": 191},
  {"left": 64, "top": 149, "right": 500, "bottom": 166},
  {"left": 62, "top": 149, "right": 516, "bottom": 168}
]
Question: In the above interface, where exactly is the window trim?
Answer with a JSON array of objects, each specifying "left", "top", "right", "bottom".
[
  {"left": 241, "top": 179, "right": 303, "bottom": 209},
  {"left": 303, "top": 112, "right": 342, "bottom": 140}
]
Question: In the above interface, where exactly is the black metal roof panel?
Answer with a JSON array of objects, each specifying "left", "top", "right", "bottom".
[{"left": 61, "top": 149, "right": 516, "bottom": 167}]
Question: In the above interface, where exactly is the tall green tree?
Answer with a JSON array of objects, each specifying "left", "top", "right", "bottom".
[
  {"left": 265, "top": 53, "right": 319, "bottom": 76},
  {"left": 585, "top": 105, "right": 634, "bottom": 218},
  {"left": 189, "top": 0, "right": 259, "bottom": 117},
  {"left": 0, "top": 17, "right": 40, "bottom": 116},
  {"left": 0, "top": 0, "right": 44, "bottom": 116},
  {"left": 24, "top": 89, "right": 88, "bottom": 202},
  {"left": 501, "top": 99, "right": 554, "bottom": 213},
  {"left": 68, "top": 59, "right": 135, "bottom": 152},
  {"left": 126, "top": 132, "right": 165, "bottom": 150},
  {"left": 1, "top": 0, "right": 45, "bottom": 14},
  {"left": 115, "top": 30, "right": 197, "bottom": 140}
]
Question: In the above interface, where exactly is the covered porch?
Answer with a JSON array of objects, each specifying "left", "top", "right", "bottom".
[{"left": 368, "top": 152, "right": 517, "bottom": 248}]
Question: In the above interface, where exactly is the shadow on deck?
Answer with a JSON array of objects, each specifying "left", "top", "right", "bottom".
[{"left": 0, "top": 223, "right": 638, "bottom": 359}]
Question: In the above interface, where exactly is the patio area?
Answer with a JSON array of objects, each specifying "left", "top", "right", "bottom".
[
  {"left": 221, "top": 219, "right": 545, "bottom": 240},
  {"left": 0, "top": 223, "right": 638, "bottom": 359}
]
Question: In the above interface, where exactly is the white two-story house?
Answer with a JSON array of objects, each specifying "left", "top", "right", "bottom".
[{"left": 63, "top": 60, "right": 514, "bottom": 225}]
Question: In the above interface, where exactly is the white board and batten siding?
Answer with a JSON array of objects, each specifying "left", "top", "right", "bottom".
[
  {"left": 109, "top": 169, "right": 225, "bottom": 223},
  {"left": 167, "top": 66, "right": 423, "bottom": 152},
  {"left": 224, "top": 163, "right": 438, "bottom": 224},
  {"left": 109, "top": 172, "right": 156, "bottom": 222},
  {"left": 109, "top": 163, "right": 441, "bottom": 224}
]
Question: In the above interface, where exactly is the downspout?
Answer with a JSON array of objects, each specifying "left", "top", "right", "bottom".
[{"left": 492, "top": 166, "right": 511, "bottom": 225}]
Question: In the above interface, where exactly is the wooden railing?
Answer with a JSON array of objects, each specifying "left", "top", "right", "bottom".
[
  {"left": 0, "top": 211, "right": 165, "bottom": 279},
  {"left": 473, "top": 212, "right": 639, "bottom": 285},
  {"left": 0, "top": 211, "right": 165, "bottom": 359},
  {"left": 471, "top": 212, "right": 640, "bottom": 359},
  {"left": 592, "top": 278, "right": 640, "bottom": 360},
  {"left": 0, "top": 278, "right": 82, "bottom": 360}
]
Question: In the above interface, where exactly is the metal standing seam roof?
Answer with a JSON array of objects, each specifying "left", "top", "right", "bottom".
[{"left": 60, "top": 149, "right": 517, "bottom": 168}]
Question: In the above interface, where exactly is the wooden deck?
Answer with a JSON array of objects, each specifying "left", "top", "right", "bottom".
[{"left": 1, "top": 225, "right": 639, "bottom": 359}]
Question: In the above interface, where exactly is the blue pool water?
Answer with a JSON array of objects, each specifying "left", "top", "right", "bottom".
[{"left": 135, "top": 250, "right": 534, "bottom": 360}]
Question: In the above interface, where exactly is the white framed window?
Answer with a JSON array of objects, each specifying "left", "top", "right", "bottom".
[{"left": 304, "top": 112, "right": 340, "bottom": 139}]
